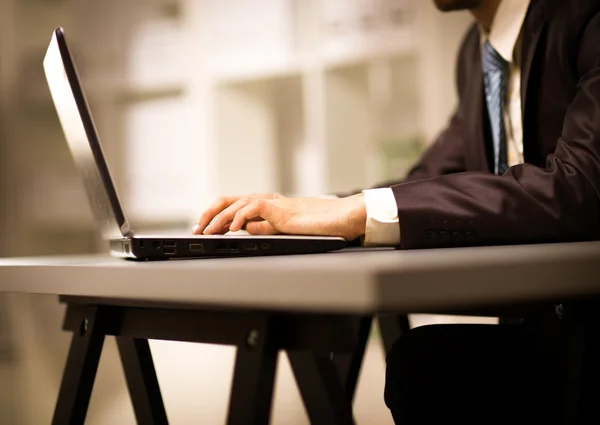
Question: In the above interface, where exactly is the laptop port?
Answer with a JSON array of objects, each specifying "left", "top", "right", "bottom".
[
  {"left": 261, "top": 243, "right": 270, "bottom": 250},
  {"left": 163, "top": 246, "right": 176, "bottom": 255},
  {"left": 153, "top": 241, "right": 161, "bottom": 249},
  {"left": 243, "top": 243, "right": 258, "bottom": 251},
  {"left": 216, "top": 241, "right": 239, "bottom": 253},
  {"left": 164, "top": 240, "right": 176, "bottom": 247},
  {"left": 189, "top": 243, "right": 204, "bottom": 252}
]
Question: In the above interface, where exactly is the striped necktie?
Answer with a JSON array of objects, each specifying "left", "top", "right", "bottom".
[{"left": 482, "top": 40, "right": 509, "bottom": 175}]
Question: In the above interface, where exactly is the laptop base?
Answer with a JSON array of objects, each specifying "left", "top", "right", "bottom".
[{"left": 111, "top": 236, "right": 347, "bottom": 260}]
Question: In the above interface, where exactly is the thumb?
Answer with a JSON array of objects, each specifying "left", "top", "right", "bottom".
[{"left": 246, "top": 220, "right": 279, "bottom": 235}]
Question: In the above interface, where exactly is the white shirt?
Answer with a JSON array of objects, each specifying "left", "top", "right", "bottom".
[{"left": 362, "top": 0, "right": 531, "bottom": 246}]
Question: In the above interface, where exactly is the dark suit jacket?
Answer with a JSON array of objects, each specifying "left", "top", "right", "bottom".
[{"left": 388, "top": 0, "right": 600, "bottom": 249}]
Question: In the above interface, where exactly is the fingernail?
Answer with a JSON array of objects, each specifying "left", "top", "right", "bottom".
[{"left": 192, "top": 224, "right": 200, "bottom": 234}]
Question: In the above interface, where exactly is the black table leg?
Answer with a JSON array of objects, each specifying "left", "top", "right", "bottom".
[
  {"left": 288, "top": 351, "right": 355, "bottom": 425},
  {"left": 377, "top": 313, "right": 410, "bottom": 356},
  {"left": 226, "top": 323, "right": 279, "bottom": 425},
  {"left": 117, "top": 337, "right": 168, "bottom": 425},
  {"left": 332, "top": 316, "right": 373, "bottom": 402},
  {"left": 557, "top": 302, "right": 600, "bottom": 425},
  {"left": 52, "top": 306, "right": 105, "bottom": 425}
]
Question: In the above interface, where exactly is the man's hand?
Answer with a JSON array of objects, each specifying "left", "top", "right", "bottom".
[
  {"left": 193, "top": 193, "right": 276, "bottom": 235},
  {"left": 193, "top": 193, "right": 367, "bottom": 241}
]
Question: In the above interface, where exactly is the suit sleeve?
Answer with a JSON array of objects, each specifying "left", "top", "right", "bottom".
[{"left": 392, "top": 13, "right": 600, "bottom": 249}]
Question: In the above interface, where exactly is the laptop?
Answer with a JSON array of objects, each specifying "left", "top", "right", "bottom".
[{"left": 43, "top": 27, "right": 346, "bottom": 260}]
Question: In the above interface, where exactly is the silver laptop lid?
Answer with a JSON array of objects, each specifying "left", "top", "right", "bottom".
[{"left": 43, "top": 27, "right": 132, "bottom": 239}]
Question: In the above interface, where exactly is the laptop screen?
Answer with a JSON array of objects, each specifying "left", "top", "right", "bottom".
[{"left": 43, "top": 27, "right": 132, "bottom": 239}]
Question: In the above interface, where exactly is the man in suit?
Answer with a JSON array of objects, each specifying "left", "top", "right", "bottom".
[{"left": 195, "top": 0, "right": 600, "bottom": 422}]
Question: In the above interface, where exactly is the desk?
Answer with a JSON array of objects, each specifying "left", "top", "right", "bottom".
[{"left": 1, "top": 241, "right": 600, "bottom": 424}]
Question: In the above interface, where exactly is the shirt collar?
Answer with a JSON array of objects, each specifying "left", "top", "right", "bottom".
[{"left": 484, "top": 0, "right": 531, "bottom": 63}]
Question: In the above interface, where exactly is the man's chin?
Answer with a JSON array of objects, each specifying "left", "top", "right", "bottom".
[{"left": 433, "top": 0, "right": 482, "bottom": 12}]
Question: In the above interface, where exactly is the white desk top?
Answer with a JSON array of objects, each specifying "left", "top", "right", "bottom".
[{"left": 0, "top": 242, "right": 599, "bottom": 313}]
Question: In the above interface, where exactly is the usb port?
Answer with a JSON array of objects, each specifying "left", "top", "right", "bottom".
[
  {"left": 164, "top": 240, "right": 176, "bottom": 247},
  {"left": 243, "top": 243, "right": 258, "bottom": 251},
  {"left": 163, "top": 247, "right": 176, "bottom": 255},
  {"left": 189, "top": 243, "right": 204, "bottom": 252},
  {"left": 216, "top": 241, "right": 239, "bottom": 253}
]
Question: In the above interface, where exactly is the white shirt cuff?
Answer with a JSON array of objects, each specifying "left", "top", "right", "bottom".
[{"left": 362, "top": 188, "right": 400, "bottom": 246}]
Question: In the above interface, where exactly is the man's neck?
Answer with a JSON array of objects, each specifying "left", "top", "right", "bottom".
[{"left": 471, "top": 0, "right": 502, "bottom": 32}]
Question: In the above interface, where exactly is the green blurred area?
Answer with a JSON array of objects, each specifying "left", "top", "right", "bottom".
[{"left": 380, "top": 137, "right": 424, "bottom": 180}]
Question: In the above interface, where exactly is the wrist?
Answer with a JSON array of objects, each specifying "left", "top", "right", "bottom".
[{"left": 346, "top": 193, "right": 367, "bottom": 240}]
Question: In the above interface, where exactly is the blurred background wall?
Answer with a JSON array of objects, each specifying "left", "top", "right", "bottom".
[{"left": 0, "top": 0, "right": 487, "bottom": 423}]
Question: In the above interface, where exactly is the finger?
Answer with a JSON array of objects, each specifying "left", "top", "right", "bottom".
[
  {"left": 256, "top": 192, "right": 277, "bottom": 199},
  {"left": 194, "top": 196, "right": 238, "bottom": 234},
  {"left": 204, "top": 197, "right": 254, "bottom": 234},
  {"left": 194, "top": 193, "right": 278, "bottom": 234},
  {"left": 245, "top": 220, "right": 279, "bottom": 235},
  {"left": 230, "top": 201, "right": 286, "bottom": 233},
  {"left": 228, "top": 201, "right": 266, "bottom": 232},
  {"left": 231, "top": 200, "right": 270, "bottom": 231},
  {"left": 240, "top": 216, "right": 262, "bottom": 230}
]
